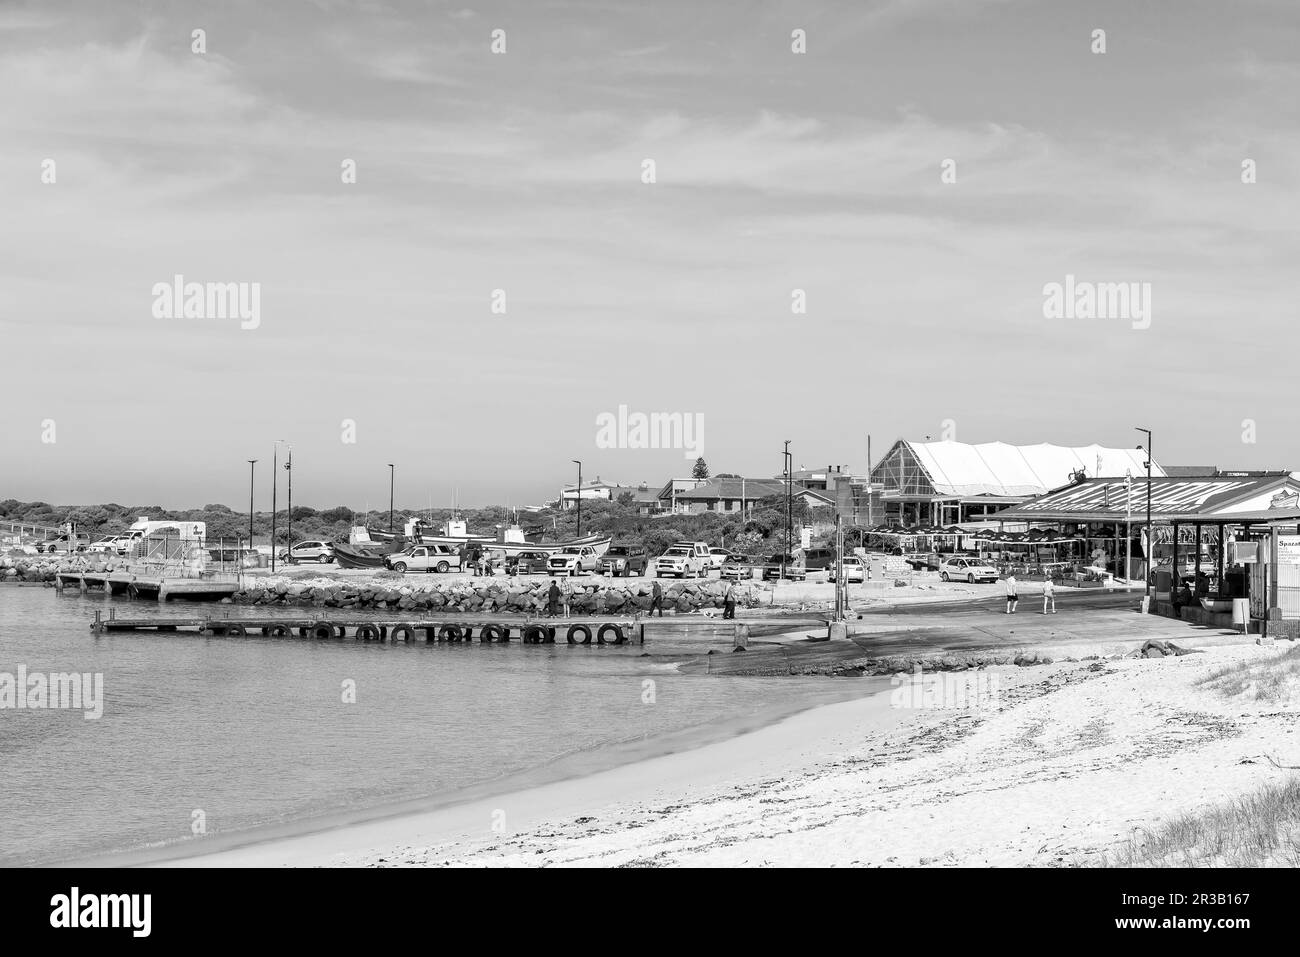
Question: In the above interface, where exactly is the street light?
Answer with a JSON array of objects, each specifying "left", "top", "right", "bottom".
[
  {"left": 572, "top": 460, "right": 583, "bottom": 536},
  {"left": 783, "top": 440, "right": 792, "bottom": 580},
  {"left": 1136, "top": 428, "right": 1153, "bottom": 600},
  {"left": 272, "top": 439, "right": 290, "bottom": 572},
  {"left": 246, "top": 459, "right": 257, "bottom": 556},
  {"left": 388, "top": 463, "right": 395, "bottom": 534}
]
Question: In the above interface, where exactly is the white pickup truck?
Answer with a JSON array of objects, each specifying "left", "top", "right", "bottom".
[
  {"left": 547, "top": 545, "right": 602, "bottom": 576},
  {"left": 654, "top": 541, "right": 711, "bottom": 578},
  {"left": 384, "top": 544, "right": 463, "bottom": 574}
]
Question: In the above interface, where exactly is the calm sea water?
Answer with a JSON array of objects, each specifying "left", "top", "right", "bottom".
[{"left": 0, "top": 585, "right": 877, "bottom": 865}]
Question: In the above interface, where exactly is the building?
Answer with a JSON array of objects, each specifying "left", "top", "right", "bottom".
[
  {"left": 653, "top": 478, "right": 708, "bottom": 515},
  {"left": 869, "top": 439, "right": 1164, "bottom": 527},
  {"left": 663, "top": 476, "right": 835, "bottom": 515},
  {"left": 557, "top": 477, "right": 623, "bottom": 510}
]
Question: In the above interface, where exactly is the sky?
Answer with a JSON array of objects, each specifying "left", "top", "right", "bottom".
[{"left": 2, "top": 0, "right": 1298, "bottom": 510}]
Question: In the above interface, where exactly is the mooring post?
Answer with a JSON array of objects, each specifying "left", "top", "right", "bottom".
[{"left": 93, "top": 610, "right": 101, "bottom": 634}]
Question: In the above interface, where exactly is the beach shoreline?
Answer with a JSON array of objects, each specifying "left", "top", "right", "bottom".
[{"left": 131, "top": 639, "right": 1299, "bottom": 868}]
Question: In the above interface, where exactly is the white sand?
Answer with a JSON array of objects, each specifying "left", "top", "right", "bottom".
[{"left": 157, "top": 640, "right": 1298, "bottom": 868}]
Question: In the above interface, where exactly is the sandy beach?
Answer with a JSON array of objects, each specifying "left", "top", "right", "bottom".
[{"left": 154, "top": 638, "right": 1299, "bottom": 868}]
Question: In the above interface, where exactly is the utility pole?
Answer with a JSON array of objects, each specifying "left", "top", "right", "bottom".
[
  {"left": 246, "top": 459, "right": 257, "bottom": 557},
  {"left": 285, "top": 444, "right": 293, "bottom": 561},
  {"left": 1125, "top": 469, "right": 1132, "bottom": 583},
  {"left": 1136, "top": 428, "right": 1153, "bottom": 600},
  {"left": 572, "top": 459, "right": 583, "bottom": 536},
  {"left": 783, "top": 440, "right": 792, "bottom": 581},
  {"left": 271, "top": 443, "right": 278, "bottom": 573},
  {"left": 388, "top": 463, "right": 395, "bottom": 534}
]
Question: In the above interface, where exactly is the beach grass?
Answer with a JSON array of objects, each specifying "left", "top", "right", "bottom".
[
  {"left": 1198, "top": 643, "right": 1300, "bottom": 704},
  {"left": 1096, "top": 776, "right": 1300, "bottom": 867}
]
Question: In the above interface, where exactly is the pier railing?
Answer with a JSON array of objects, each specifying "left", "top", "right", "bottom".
[{"left": 123, "top": 534, "right": 243, "bottom": 583}]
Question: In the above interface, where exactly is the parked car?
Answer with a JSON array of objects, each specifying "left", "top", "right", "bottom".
[
  {"left": 38, "top": 533, "right": 91, "bottom": 554},
  {"left": 278, "top": 540, "right": 335, "bottom": 564},
  {"left": 654, "top": 542, "right": 712, "bottom": 578},
  {"left": 547, "top": 545, "right": 602, "bottom": 576},
  {"left": 802, "top": 547, "right": 836, "bottom": 572},
  {"left": 598, "top": 545, "right": 648, "bottom": 577},
  {"left": 705, "top": 547, "right": 736, "bottom": 570},
  {"left": 505, "top": 550, "right": 550, "bottom": 575},
  {"left": 720, "top": 555, "right": 757, "bottom": 580},
  {"left": 827, "top": 556, "right": 866, "bottom": 583},
  {"left": 87, "top": 536, "right": 120, "bottom": 553},
  {"left": 384, "top": 544, "right": 463, "bottom": 574},
  {"left": 939, "top": 556, "right": 998, "bottom": 583},
  {"left": 762, "top": 554, "right": 807, "bottom": 581}
]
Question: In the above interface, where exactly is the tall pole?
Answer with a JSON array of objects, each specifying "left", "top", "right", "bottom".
[
  {"left": 784, "top": 440, "right": 792, "bottom": 580},
  {"left": 1136, "top": 428, "right": 1152, "bottom": 599},
  {"left": 572, "top": 460, "right": 583, "bottom": 536},
  {"left": 271, "top": 444, "right": 278, "bottom": 573},
  {"left": 1125, "top": 469, "right": 1132, "bottom": 584},
  {"left": 285, "top": 444, "right": 293, "bottom": 560},
  {"left": 247, "top": 459, "right": 257, "bottom": 555},
  {"left": 388, "top": 463, "right": 395, "bottom": 534}
]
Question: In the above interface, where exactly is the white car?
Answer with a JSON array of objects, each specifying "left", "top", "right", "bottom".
[
  {"left": 827, "top": 556, "right": 865, "bottom": 583},
  {"left": 278, "top": 540, "right": 335, "bottom": 564},
  {"left": 655, "top": 542, "right": 711, "bottom": 578},
  {"left": 547, "top": 545, "right": 601, "bottom": 576},
  {"left": 705, "top": 547, "right": 735, "bottom": 570},
  {"left": 939, "top": 557, "right": 999, "bottom": 584},
  {"left": 384, "top": 544, "right": 462, "bottom": 574}
]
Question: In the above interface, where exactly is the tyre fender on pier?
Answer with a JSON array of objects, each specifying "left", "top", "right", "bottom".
[
  {"left": 310, "top": 622, "right": 335, "bottom": 640},
  {"left": 439, "top": 624, "right": 463, "bottom": 643},
  {"left": 389, "top": 624, "right": 416, "bottom": 642},
  {"left": 566, "top": 624, "right": 593, "bottom": 645},
  {"left": 597, "top": 624, "right": 625, "bottom": 645},
  {"left": 479, "top": 624, "right": 506, "bottom": 643},
  {"left": 522, "top": 624, "right": 547, "bottom": 644},
  {"left": 355, "top": 624, "right": 380, "bottom": 641}
]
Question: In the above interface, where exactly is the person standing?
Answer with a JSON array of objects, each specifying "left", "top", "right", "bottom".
[
  {"left": 649, "top": 580, "right": 664, "bottom": 617},
  {"left": 546, "top": 579, "right": 561, "bottom": 617},
  {"left": 1004, "top": 573, "right": 1019, "bottom": 614},
  {"left": 1042, "top": 576, "right": 1056, "bottom": 614},
  {"left": 561, "top": 575, "right": 573, "bottom": 618},
  {"left": 723, "top": 581, "right": 736, "bottom": 620}
]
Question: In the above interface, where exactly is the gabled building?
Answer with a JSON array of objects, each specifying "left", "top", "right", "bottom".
[
  {"left": 869, "top": 439, "right": 1164, "bottom": 527},
  {"left": 664, "top": 476, "right": 835, "bottom": 515}
]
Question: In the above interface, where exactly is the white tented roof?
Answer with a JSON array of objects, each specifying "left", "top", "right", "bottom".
[{"left": 909, "top": 441, "right": 1164, "bottom": 498}]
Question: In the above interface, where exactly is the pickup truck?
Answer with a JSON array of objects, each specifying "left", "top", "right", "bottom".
[
  {"left": 654, "top": 542, "right": 711, "bottom": 578},
  {"left": 547, "top": 545, "right": 602, "bottom": 576},
  {"left": 384, "top": 544, "right": 463, "bottom": 574},
  {"left": 38, "top": 533, "right": 91, "bottom": 554},
  {"left": 597, "top": 545, "right": 648, "bottom": 577}
]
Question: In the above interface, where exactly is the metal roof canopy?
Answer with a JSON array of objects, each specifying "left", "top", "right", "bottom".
[{"left": 997, "top": 473, "right": 1300, "bottom": 524}]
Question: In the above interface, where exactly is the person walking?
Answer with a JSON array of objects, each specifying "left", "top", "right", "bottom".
[
  {"left": 546, "top": 579, "right": 561, "bottom": 617},
  {"left": 722, "top": 581, "right": 736, "bottom": 620},
  {"left": 649, "top": 580, "right": 664, "bottom": 617},
  {"left": 1042, "top": 576, "right": 1056, "bottom": 614},
  {"left": 1004, "top": 573, "right": 1019, "bottom": 614}
]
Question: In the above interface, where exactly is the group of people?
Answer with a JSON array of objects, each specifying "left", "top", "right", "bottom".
[
  {"left": 457, "top": 543, "right": 496, "bottom": 577},
  {"left": 1002, "top": 573, "right": 1056, "bottom": 615}
]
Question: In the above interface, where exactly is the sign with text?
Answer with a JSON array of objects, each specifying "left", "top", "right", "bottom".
[{"left": 1277, "top": 534, "right": 1300, "bottom": 564}]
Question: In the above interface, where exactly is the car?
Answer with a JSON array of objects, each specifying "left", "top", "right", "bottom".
[
  {"left": 762, "top": 554, "right": 807, "bottom": 582},
  {"left": 827, "top": 556, "right": 865, "bottom": 583},
  {"left": 939, "top": 556, "right": 998, "bottom": 583},
  {"left": 705, "top": 547, "right": 736, "bottom": 570},
  {"left": 654, "top": 542, "right": 711, "bottom": 578},
  {"left": 720, "top": 555, "right": 757, "bottom": 580},
  {"left": 87, "top": 537, "right": 120, "bottom": 553},
  {"left": 802, "top": 547, "right": 836, "bottom": 572},
  {"left": 598, "top": 545, "right": 648, "bottom": 577},
  {"left": 547, "top": 545, "right": 602, "bottom": 576},
  {"left": 384, "top": 544, "right": 463, "bottom": 574},
  {"left": 278, "top": 540, "right": 335, "bottom": 564},
  {"left": 903, "top": 551, "right": 942, "bottom": 571},
  {"left": 37, "top": 533, "right": 91, "bottom": 554},
  {"left": 505, "top": 550, "right": 550, "bottom": 575}
]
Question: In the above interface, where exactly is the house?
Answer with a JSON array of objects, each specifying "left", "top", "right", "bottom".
[
  {"left": 663, "top": 476, "right": 835, "bottom": 515},
  {"left": 869, "top": 439, "right": 1164, "bottom": 527},
  {"left": 557, "top": 477, "right": 623, "bottom": 510}
]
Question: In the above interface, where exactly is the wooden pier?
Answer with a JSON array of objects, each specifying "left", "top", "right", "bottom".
[
  {"left": 56, "top": 571, "right": 240, "bottom": 602},
  {"left": 90, "top": 608, "right": 649, "bottom": 644}
]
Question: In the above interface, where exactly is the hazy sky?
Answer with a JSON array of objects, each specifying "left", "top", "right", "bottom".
[{"left": 2, "top": 0, "right": 1298, "bottom": 510}]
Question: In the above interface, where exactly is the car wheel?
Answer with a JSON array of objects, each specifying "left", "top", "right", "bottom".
[
  {"left": 436, "top": 561, "right": 449, "bottom": 573},
  {"left": 392, "top": 562, "right": 407, "bottom": 573},
  {"left": 967, "top": 573, "right": 975, "bottom": 584},
  {"left": 940, "top": 572, "right": 949, "bottom": 582},
  {"left": 318, "top": 554, "right": 331, "bottom": 564}
]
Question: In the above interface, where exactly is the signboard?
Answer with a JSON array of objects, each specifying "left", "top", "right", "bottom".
[
  {"left": 1232, "top": 541, "right": 1259, "bottom": 564},
  {"left": 1277, "top": 535, "right": 1300, "bottom": 565},
  {"left": 1271, "top": 491, "right": 1300, "bottom": 510}
]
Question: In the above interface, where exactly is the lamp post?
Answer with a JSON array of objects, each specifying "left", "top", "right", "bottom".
[
  {"left": 272, "top": 439, "right": 290, "bottom": 572},
  {"left": 1125, "top": 469, "right": 1133, "bottom": 584},
  {"left": 783, "top": 440, "right": 792, "bottom": 581},
  {"left": 284, "top": 443, "right": 293, "bottom": 562},
  {"left": 572, "top": 460, "right": 583, "bottom": 536},
  {"left": 246, "top": 459, "right": 257, "bottom": 557},
  {"left": 388, "top": 463, "right": 395, "bottom": 534},
  {"left": 1136, "top": 428, "right": 1153, "bottom": 599}
]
